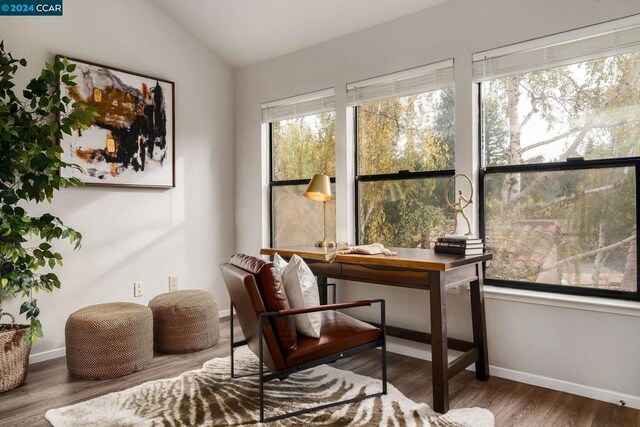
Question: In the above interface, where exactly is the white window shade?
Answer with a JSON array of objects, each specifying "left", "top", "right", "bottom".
[
  {"left": 473, "top": 17, "right": 640, "bottom": 81},
  {"left": 347, "top": 59, "right": 454, "bottom": 106},
  {"left": 262, "top": 88, "right": 335, "bottom": 123}
]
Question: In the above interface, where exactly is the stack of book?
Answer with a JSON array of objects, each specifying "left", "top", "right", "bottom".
[{"left": 434, "top": 235, "right": 484, "bottom": 256}]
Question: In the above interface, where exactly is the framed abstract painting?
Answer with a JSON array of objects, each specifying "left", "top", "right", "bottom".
[{"left": 58, "top": 56, "right": 175, "bottom": 188}]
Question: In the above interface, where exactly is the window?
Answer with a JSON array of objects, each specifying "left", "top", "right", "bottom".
[
  {"left": 349, "top": 60, "right": 456, "bottom": 247},
  {"left": 263, "top": 90, "right": 336, "bottom": 247},
  {"left": 476, "top": 21, "right": 640, "bottom": 300}
]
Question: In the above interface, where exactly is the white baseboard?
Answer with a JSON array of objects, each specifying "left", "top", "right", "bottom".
[
  {"left": 489, "top": 365, "right": 640, "bottom": 410},
  {"left": 31, "top": 308, "right": 233, "bottom": 365},
  {"left": 29, "top": 347, "right": 66, "bottom": 364},
  {"left": 386, "top": 337, "right": 640, "bottom": 410}
]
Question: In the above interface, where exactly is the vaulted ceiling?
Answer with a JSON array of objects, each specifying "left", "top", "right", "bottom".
[{"left": 151, "top": 0, "right": 451, "bottom": 68}]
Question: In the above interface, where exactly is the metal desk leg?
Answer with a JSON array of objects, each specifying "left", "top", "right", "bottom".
[
  {"left": 470, "top": 264, "right": 490, "bottom": 381},
  {"left": 316, "top": 275, "right": 328, "bottom": 305},
  {"left": 429, "top": 271, "right": 449, "bottom": 413}
]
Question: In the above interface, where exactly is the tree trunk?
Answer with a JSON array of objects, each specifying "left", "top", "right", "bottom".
[
  {"left": 501, "top": 75, "right": 522, "bottom": 205},
  {"left": 621, "top": 225, "right": 637, "bottom": 292},
  {"left": 591, "top": 221, "right": 607, "bottom": 286}
]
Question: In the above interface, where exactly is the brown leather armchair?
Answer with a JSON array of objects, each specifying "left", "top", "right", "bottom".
[{"left": 220, "top": 254, "right": 387, "bottom": 423}]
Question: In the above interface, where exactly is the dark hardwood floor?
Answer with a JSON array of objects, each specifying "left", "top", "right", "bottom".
[{"left": 1, "top": 317, "right": 638, "bottom": 426}]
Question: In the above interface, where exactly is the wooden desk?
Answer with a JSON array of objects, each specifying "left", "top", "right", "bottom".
[{"left": 260, "top": 245, "right": 492, "bottom": 414}]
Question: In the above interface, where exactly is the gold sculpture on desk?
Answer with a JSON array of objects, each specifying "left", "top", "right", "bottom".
[{"left": 445, "top": 174, "right": 473, "bottom": 236}]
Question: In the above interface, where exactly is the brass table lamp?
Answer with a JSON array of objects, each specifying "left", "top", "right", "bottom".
[{"left": 303, "top": 174, "right": 336, "bottom": 247}]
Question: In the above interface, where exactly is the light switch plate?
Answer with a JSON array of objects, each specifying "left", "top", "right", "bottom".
[
  {"left": 169, "top": 276, "right": 178, "bottom": 291},
  {"left": 134, "top": 281, "right": 144, "bottom": 297}
]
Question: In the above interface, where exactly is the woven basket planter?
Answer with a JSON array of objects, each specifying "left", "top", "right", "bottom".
[{"left": 0, "top": 312, "right": 32, "bottom": 393}]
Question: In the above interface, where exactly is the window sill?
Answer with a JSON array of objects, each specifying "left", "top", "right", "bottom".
[{"left": 483, "top": 285, "right": 640, "bottom": 317}]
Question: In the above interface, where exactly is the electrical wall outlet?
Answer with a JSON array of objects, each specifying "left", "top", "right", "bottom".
[
  {"left": 134, "top": 281, "right": 144, "bottom": 297},
  {"left": 168, "top": 276, "right": 178, "bottom": 291}
]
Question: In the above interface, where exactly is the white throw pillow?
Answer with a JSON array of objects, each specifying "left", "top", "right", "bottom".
[
  {"left": 280, "top": 254, "right": 322, "bottom": 338},
  {"left": 272, "top": 253, "right": 288, "bottom": 275}
]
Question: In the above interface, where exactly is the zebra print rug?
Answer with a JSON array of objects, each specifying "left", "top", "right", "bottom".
[{"left": 46, "top": 347, "right": 494, "bottom": 426}]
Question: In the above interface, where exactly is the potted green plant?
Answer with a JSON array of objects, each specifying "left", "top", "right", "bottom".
[{"left": 0, "top": 42, "right": 95, "bottom": 392}]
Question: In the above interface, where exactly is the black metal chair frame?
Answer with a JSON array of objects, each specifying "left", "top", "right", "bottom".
[{"left": 230, "top": 297, "right": 387, "bottom": 423}]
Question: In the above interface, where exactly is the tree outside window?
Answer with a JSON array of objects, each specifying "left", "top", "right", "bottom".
[
  {"left": 271, "top": 112, "right": 336, "bottom": 247},
  {"left": 356, "top": 88, "right": 455, "bottom": 247},
  {"left": 481, "top": 52, "right": 639, "bottom": 295}
]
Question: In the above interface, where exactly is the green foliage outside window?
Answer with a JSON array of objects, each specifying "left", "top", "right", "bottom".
[
  {"left": 357, "top": 88, "right": 455, "bottom": 247},
  {"left": 272, "top": 112, "right": 335, "bottom": 181},
  {"left": 271, "top": 113, "right": 336, "bottom": 246}
]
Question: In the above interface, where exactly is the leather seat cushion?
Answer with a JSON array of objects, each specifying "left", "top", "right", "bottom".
[
  {"left": 229, "top": 254, "right": 297, "bottom": 353},
  {"left": 286, "top": 311, "right": 381, "bottom": 367}
]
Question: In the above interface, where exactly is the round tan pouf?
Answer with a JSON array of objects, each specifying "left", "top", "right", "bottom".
[
  {"left": 65, "top": 302, "right": 153, "bottom": 379},
  {"left": 149, "top": 290, "right": 219, "bottom": 353}
]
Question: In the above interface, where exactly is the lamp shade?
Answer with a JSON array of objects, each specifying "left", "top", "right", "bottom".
[{"left": 303, "top": 174, "right": 333, "bottom": 202}]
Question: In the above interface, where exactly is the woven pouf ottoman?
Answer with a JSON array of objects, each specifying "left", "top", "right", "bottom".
[
  {"left": 65, "top": 302, "right": 153, "bottom": 379},
  {"left": 149, "top": 290, "right": 219, "bottom": 353}
]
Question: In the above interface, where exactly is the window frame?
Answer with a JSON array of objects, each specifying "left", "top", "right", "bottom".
[
  {"left": 353, "top": 105, "right": 456, "bottom": 245},
  {"left": 268, "top": 122, "right": 336, "bottom": 247},
  {"left": 477, "top": 83, "right": 640, "bottom": 302}
]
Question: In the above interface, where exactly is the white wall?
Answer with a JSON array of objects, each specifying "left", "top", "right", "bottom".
[
  {"left": 235, "top": 0, "right": 640, "bottom": 408},
  {"left": 1, "top": 0, "right": 234, "bottom": 359}
]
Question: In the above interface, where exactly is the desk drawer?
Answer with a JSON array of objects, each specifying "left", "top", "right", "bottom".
[{"left": 341, "top": 264, "right": 430, "bottom": 289}]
